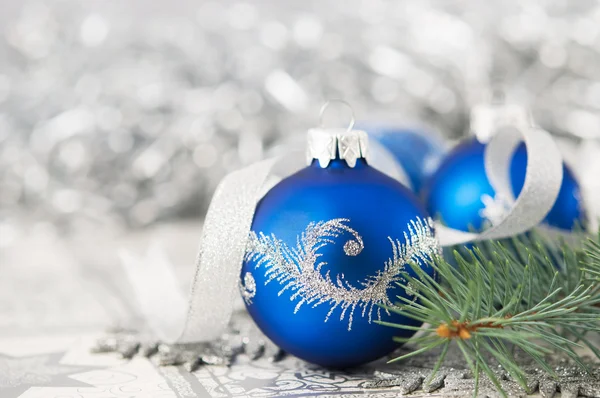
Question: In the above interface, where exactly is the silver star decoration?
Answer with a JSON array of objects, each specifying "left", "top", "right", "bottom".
[
  {"left": 364, "top": 345, "right": 600, "bottom": 397},
  {"left": 0, "top": 352, "right": 103, "bottom": 397},
  {"left": 93, "top": 311, "right": 285, "bottom": 372}
]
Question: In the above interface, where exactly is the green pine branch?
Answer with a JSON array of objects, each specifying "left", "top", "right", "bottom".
[{"left": 378, "top": 231, "right": 600, "bottom": 397}]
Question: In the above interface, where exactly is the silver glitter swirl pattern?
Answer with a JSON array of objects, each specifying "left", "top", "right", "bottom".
[
  {"left": 343, "top": 239, "right": 363, "bottom": 256},
  {"left": 244, "top": 217, "right": 439, "bottom": 330}
]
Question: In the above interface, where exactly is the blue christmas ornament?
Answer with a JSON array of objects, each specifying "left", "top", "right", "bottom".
[
  {"left": 364, "top": 125, "right": 445, "bottom": 192},
  {"left": 422, "top": 138, "right": 585, "bottom": 232},
  {"left": 240, "top": 127, "right": 440, "bottom": 368}
]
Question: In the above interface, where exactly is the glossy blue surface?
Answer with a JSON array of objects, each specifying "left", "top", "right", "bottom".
[
  {"left": 366, "top": 127, "right": 445, "bottom": 193},
  {"left": 242, "top": 158, "right": 434, "bottom": 368},
  {"left": 422, "top": 138, "right": 585, "bottom": 232}
]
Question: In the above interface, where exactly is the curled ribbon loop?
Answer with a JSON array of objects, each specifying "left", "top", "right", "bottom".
[{"left": 121, "top": 125, "right": 564, "bottom": 342}]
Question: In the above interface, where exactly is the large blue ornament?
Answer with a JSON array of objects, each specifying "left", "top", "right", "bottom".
[
  {"left": 240, "top": 129, "right": 439, "bottom": 368},
  {"left": 365, "top": 126, "right": 445, "bottom": 193},
  {"left": 422, "top": 138, "right": 585, "bottom": 232}
]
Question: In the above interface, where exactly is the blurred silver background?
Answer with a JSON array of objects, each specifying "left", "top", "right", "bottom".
[
  {"left": 1, "top": 0, "right": 600, "bottom": 332},
  {"left": 2, "top": 0, "right": 600, "bottom": 236}
]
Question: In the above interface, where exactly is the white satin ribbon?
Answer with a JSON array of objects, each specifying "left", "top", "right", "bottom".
[{"left": 121, "top": 125, "right": 564, "bottom": 343}]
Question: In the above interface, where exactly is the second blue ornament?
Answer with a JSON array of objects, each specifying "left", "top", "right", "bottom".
[
  {"left": 422, "top": 137, "right": 586, "bottom": 233},
  {"left": 364, "top": 125, "right": 446, "bottom": 193},
  {"left": 240, "top": 124, "right": 440, "bottom": 368}
]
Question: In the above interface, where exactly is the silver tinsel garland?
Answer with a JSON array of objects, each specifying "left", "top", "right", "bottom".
[{"left": 2, "top": 0, "right": 600, "bottom": 239}]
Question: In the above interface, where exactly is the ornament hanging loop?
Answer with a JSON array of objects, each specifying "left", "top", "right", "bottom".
[
  {"left": 308, "top": 100, "right": 366, "bottom": 168},
  {"left": 319, "top": 99, "right": 355, "bottom": 132}
]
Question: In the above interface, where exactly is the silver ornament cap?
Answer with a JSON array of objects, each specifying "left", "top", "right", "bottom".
[
  {"left": 306, "top": 128, "right": 369, "bottom": 168},
  {"left": 307, "top": 99, "right": 368, "bottom": 168}
]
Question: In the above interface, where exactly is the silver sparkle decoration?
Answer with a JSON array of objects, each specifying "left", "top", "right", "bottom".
[
  {"left": 245, "top": 217, "right": 439, "bottom": 330},
  {"left": 343, "top": 239, "right": 363, "bottom": 256},
  {"left": 479, "top": 193, "right": 513, "bottom": 227},
  {"left": 239, "top": 271, "right": 257, "bottom": 305}
]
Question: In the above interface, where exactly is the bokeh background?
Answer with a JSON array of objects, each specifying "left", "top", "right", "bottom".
[{"left": 1, "top": 0, "right": 600, "bottom": 334}]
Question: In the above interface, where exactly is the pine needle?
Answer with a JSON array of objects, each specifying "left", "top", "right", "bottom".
[{"left": 386, "top": 230, "right": 600, "bottom": 397}]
